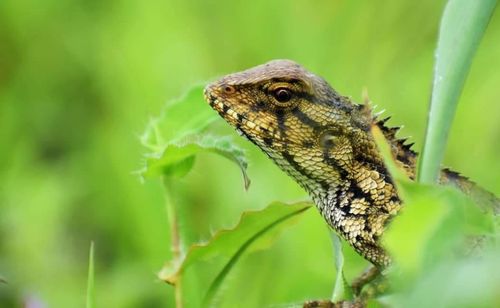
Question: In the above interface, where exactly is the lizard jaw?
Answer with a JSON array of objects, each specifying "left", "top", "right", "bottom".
[{"left": 204, "top": 85, "right": 285, "bottom": 144}]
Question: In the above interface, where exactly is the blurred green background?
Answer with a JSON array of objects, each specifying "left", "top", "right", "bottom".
[{"left": 0, "top": 0, "right": 499, "bottom": 307}]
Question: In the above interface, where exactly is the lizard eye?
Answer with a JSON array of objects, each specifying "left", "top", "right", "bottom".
[{"left": 273, "top": 88, "right": 292, "bottom": 102}]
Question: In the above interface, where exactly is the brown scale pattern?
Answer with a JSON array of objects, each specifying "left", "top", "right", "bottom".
[{"left": 204, "top": 59, "right": 499, "bottom": 268}]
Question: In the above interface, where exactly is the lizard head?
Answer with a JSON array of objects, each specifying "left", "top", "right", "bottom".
[{"left": 204, "top": 60, "right": 386, "bottom": 193}]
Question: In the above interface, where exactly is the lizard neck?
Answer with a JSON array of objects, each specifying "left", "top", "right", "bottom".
[{"left": 260, "top": 140, "right": 400, "bottom": 267}]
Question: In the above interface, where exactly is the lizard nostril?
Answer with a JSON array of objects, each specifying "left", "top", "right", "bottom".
[{"left": 223, "top": 85, "right": 236, "bottom": 94}]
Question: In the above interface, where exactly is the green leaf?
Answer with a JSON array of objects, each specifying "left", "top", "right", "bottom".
[
  {"left": 418, "top": 0, "right": 497, "bottom": 183},
  {"left": 383, "top": 184, "right": 451, "bottom": 276},
  {"left": 142, "top": 135, "right": 250, "bottom": 189},
  {"left": 396, "top": 249, "right": 500, "bottom": 308},
  {"left": 373, "top": 102, "right": 496, "bottom": 276},
  {"left": 140, "top": 85, "right": 250, "bottom": 188},
  {"left": 383, "top": 182, "right": 494, "bottom": 278},
  {"left": 158, "top": 201, "right": 312, "bottom": 287},
  {"left": 86, "top": 241, "right": 95, "bottom": 308},
  {"left": 141, "top": 85, "right": 219, "bottom": 150}
]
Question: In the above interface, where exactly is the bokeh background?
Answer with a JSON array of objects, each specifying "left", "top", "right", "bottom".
[{"left": 0, "top": 0, "right": 499, "bottom": 307}]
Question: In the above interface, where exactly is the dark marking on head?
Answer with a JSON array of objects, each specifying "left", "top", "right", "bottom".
[
  {"left": 275, "top": 109, "right": 287, "bottom": 136},
  {"left": 250, "top": 100, "right": 267, "bottom": 112},
  {"left": 236, "top": 123, "right": 257, "bottom": 146},
  {"left": 209, "top": 94, "right": 217, "bottom": 105},
  {"left": 290, "top": 107, "right": 321, "bottom": 131},
  {"left": 263, "top": 137, "right": 273, "bottom": 146},
  {"left": 294, "top": 91, "right": 317, "bottom": 103},
  {"left": 216, "top": 109, "right": 226, "bottom": 117},
  {"left": 302, "top": 140, "right": 314, "bottom": 148},
  {"left": 260, "top": 126, "right": 272, "bottom": 134}
]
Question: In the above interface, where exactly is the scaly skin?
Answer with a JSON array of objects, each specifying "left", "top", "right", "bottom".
[{"left": 204, "top": 59, "right": 499, "bottom": 268}]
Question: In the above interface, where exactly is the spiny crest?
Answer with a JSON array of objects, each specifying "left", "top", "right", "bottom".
[
  {"left": 362, "top": 90, "right": 417, "bottom": 169},
  {"left": 375, "top": 116, "right": 417, "bottom": 157}
]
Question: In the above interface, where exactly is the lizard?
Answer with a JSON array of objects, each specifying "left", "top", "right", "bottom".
[{"left": 203, "top": 59, "right": 499, "bottom": 268}]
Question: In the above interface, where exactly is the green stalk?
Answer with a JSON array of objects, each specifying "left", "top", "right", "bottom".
[
  {"left": 163, "top": 178, "right": 183, "bottom": 308},
  {"left": 86, "top": 241, "right": 95, "bottom": 308},
  {"left": 418, "top": 0, "right": 497, "bottom": 183}
]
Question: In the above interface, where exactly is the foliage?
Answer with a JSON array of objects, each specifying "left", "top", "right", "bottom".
[
  {"left": 0, "top": 1, "right": 499, "bottom": 307},
  {"left": 140, "top": 85, "right": 249, "bottom": 187},
  {"left": 141, "top": 83, "right": 314, "bottom": 306},
  {"left": 330, "top": 232, "right": 353, "bottom": 302},
  {"left": 418, "top": 0, "right": 498, "bottom": 183},
  {"left": 86, "top": 242, "right": 95, "bottom": 308}
]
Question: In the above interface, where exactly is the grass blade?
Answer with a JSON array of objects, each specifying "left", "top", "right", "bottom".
[
  {"left": 86, "top": 241, "right": 95, "bottom": 308},
  {"left": 418, "top": 0, "right": 497, "bottom": 183}
]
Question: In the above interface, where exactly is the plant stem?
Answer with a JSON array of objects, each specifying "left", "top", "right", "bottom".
[
  {"left": 163, "top": 178, "right": 183, "bottom": 308},
  {"left": 86, "top": 241, "right": 95, "bottom": 308},
  {"left": 418, "top": 0, "right": 497, "bottom": 183}
]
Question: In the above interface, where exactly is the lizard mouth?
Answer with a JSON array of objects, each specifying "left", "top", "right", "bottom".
[{"left": 204, "top": 88, "right": 282, "bottom": 142}]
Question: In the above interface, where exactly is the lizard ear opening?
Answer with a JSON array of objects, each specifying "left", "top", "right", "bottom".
[{"left": 319, "top": 130, "right": 337, "bottom": 149}]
